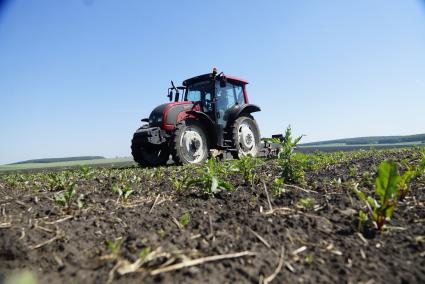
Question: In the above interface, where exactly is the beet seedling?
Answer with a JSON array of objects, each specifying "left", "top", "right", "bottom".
[
  {"left": 105, "top": 238, "right": 123, "bottom": 256},
  {"left": 186, "top": 158, "right": 233, "bottom": 195},
  {"left": 297, "top": 197, "right": 316, "bottom": 210},
  {"left": 357, "top": 210, "right": 369, "bottom": 232},
  {"left": 417, "top": 150, "right": 425, "bottom": 176},
  {"left": 272, "top": 177, "right": 286, "bottom": 196},
  {"left": 179, "top": 212, "right": 191, "bottom": 227},
  {"left": 349, "top": 165, "right": 358, "bottom": 177},
  {"left": 112, "top": 183, "right": 134, "bottom": 203},
  {"left": 232, "top": 155, "right": 260, "bottom": 186},
  {"left": 54, "top": 183, "right": 78, "bottom": 209},
  {"left": 78, "top": 165, "right": 95, "bottom": 180},
  {"left": 354, "top": 161, "right": 401, "bottom": 231},
  {"left": 48, "top": 172, "right": 72, "bottom": 191},
  {"left": 398, "top": 162, "right": 416, "bottom": 200},
  {"left": 170, "top": 169, "right": 190, "bottom": 191},
  {"left": 139, "top": 247, "right": 152, "bottom": 260}
]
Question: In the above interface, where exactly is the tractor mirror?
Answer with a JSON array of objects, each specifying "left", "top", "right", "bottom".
[{"left": 219, "top": 77, "right": 227, "bottom": 88}]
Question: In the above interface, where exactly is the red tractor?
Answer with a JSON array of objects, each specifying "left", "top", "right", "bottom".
[{"left": 131, "top": 69, "right": 261, "bottom": 166}]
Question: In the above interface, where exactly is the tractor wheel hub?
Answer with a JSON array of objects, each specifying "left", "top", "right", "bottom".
[
  {"left": 181, "top": 128, "right": 204, "bottom": 163},
  {"left": 239, "top": 123, "right": 255, "bottom": 151}
]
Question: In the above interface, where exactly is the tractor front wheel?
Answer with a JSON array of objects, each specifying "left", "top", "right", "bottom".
[
  {"left": 230, "top": 115, "right": 261, "bottom": 158},
  {"left": 172, "top": 119, "right": 209, "bottom": 165},
  {"left": 131, "top": 140, "right": 170, "bottom": 167}
]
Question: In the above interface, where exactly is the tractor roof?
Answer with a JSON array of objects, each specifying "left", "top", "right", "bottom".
[{"left": 183, "top": 73, "right": 249, "bottom": 86}]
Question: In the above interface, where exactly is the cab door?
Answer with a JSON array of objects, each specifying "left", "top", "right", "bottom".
[
  {"left": 214, "top": 81, "right": 242, "bottom": 146},
  {"left": 215, "top": 81, "right": 238, "bottom": 128}
]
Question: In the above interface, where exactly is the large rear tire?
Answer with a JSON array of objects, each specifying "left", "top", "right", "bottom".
[
  {"left": 131, "top": 139, "right": 170, "bottom": 167},
  {"left": 230, "top": 115, "right": 261, "bottom": 159},
  {"left": 172, "top": 119, "right": 209, "bottom": 165}
]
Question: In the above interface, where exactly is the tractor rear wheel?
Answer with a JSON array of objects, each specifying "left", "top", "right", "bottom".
[
  {"left": 230, "top": 115, "right": 261, "bottom": 158},
  {"left": 131, "top": 139, "right": 170, "bottom": 167},
  {"left": 172, "top": 119, "right": 209, "bottom": 165}
]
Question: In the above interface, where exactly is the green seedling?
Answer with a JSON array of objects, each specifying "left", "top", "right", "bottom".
[
  {"left": 305, "top": 254, "right": 314, "bottom": 264},
  {"left": 297, "top": 197, "right": 315, "bottom": 210},
  {"left": 48, "top": 172, "right": 72, "bottom": 191},
  {"left": 186, "top": 158, "right": 233, "bottom": 195},
  {"left": 357, "top": 210, "right": 369, "bottom": 232},
  {"left": 2, "top": 175, "right": 18, "bottom": 189},
  {"left": 398, "top": 162, "right": 416, "bottom": 200},
  {"left": 354, "top": 161, "right": 401, "bottom": 231},
  {"left": 264, "top": 125, "right": 305, "bottom": 184},
  {"left": 170, "top": 170, "right": 190, "bottom": 191},
  {"left": 79, "top": 165, "right": 94, "bottom": 180},
  {"left": 349, "top": 165, "right": 358, "bottom": 177},
  {"left": 249, "top": 196, "right": 259, "bottom": 207},
  {"left": 105, "top": 239, "right": 123, "bottom": 255},
  {"left": 360, "top": 171, "right": 374, "bottom": 187},
  {"left": 139, "top": 247, "right": 152, "bottom": 260},
  {"left": 417, "top": 150, "right": 425, "bottom": 176},
  {"left": 232, "top": 155, "right": 259, "bottom": 185},
  {"left": 112, "top": 183, "right": 134, "bottom": 203},
  {"left": 150, "top": 167, "right": 166, "bottom": 180},
  {"left": 271, "top": 177, "right": 286, "bottom": 196},
  {"left": 54, "top": 183, "right": 77, "bottom": 209},
  {"left": 179, "top": 212, "right": 191, "bottom": 227}
]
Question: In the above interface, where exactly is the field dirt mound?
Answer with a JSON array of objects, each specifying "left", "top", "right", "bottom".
[{"left": 0, "top": 149, "right": 424, "bottom": 283}]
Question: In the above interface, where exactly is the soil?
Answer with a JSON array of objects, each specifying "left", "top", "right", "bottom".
[{"left": 0, "top": 149, "right": 424, "bottom": 284}]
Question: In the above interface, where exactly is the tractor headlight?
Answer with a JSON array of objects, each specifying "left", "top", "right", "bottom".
[{"left": 149, "top": 114, "right": 163, "bottom": 125}]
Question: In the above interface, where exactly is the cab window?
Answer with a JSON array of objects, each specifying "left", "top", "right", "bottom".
[
  {"left": 234, "top": 84, "right": 245, "bottom": 105},
  {"left": 186, "top": 81, "right": 213, "bottom": 102},
  {"left": 215, "top": 82, "right": 238, "bottom": 111}
]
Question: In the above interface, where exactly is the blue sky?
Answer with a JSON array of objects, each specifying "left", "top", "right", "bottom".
[{"left": 0, "top": 0, "right": 424, "bottom": 164}]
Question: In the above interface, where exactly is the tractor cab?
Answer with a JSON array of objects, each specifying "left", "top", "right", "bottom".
[
  {"left": 182, "top": 72, "right": 253, "bottom": 148},
  {"left": 131, "top": 69, "right": 261, "bottom": 166},
  {"left": 168, "top": 70, "right": 250, "bottom": 130}
]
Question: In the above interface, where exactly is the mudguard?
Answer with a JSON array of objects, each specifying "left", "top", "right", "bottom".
[
  {"left": 226, "top": 104, "right": 261, "bottom": 126},
  {"left": 186, "top": 110, "right": 218, "bottom": 146}
]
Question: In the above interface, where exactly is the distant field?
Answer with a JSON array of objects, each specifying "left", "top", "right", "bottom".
[
  {"left": 11, "top": 156, "right": 105, "bottom": 164},
  {"left": 0, "top": 157, "right": 135, "bottom": 172},
  {"left": 300, "top": 141, "right": 421, "bottom": 147},
  {"left": 2, "top": 143, "right": 423, "bottom": 172},
  {"left": 297, "top": 143, "right": 423, "bottom": 153},
  {"left": 300, "top": 133, "right": 425, "bottom": 147}
]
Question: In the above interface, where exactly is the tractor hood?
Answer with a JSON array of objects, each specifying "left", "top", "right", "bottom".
[
  {"left": 148, "top": 103, "right": 168, "bottom": 126},
  {"left": 149, "top": 102, "right": 194, "bottom": 127}
]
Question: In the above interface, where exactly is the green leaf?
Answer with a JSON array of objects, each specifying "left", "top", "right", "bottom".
[
  {"left": 275, "top": 177, "right": 285, "bottom": 187},
  {"left": 375, "top": 161, "right": 401, "bottom": 203},
  {"left": 124, "top": 190, "right": 134, "bottom": 199},
  {"left": 179, "top": 212, "right": 191, "bottom": 226},
  {"left": 384, "top": 204, "right": 395, "bottom": 218},
  {"left": 358, "top": 210, "right": 368, "bottom": 222},
  {"left": 261, "top": 137, "right": 282, "bottom": 144},
  {"left": 353, "top": 188, "right": 366, "bottom": 201},
  {"left": 186, "top": 179, "right": 203, "bottom": 187},
  {"left": 219, "top": 181, "right": 234, "bottom": 190},
  {"left": 139, "top": 247, "right": 151, "bottom": 259},
  {"left": 292, "top": 135, "right": 305, "bottom": 147},
  {"left": 77, "top": 200, "right": 84, "bottom": 209},
  {"left": 367, "top": 196, "right": 379, "bottom": 210}
]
